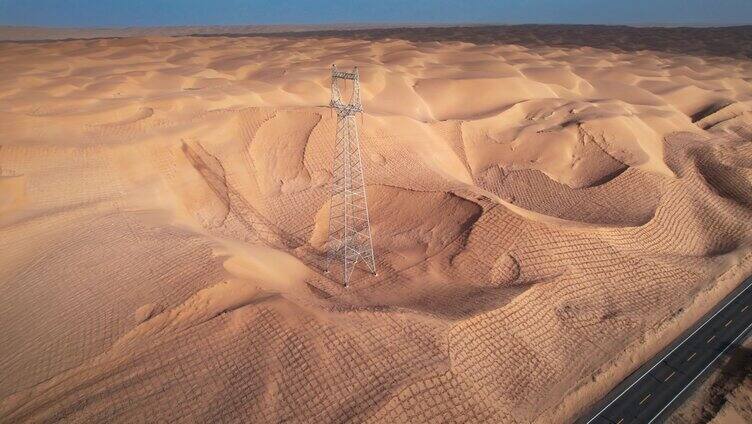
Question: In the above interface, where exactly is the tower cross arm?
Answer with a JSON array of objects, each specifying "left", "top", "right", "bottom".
[{"left": 332, "top": 70, "right": 359, "bottom": 80}]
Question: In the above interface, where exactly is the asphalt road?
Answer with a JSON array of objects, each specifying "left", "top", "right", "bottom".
[{"left": 578, "top": 274, "right": 752, "bottom": 424}]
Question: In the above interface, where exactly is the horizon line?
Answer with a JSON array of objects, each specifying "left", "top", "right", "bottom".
[{"left": 3, "top": 21, "right": 752, "bottom": 30}]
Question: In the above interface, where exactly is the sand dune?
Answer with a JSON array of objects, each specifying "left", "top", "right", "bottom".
[{"left": 1, "top": 26, "right": 752, "bottom": 423}]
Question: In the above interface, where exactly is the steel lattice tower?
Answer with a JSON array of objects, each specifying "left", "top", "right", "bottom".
[{"left": 325, "top": 65, "right": 376, "bottom": 287}]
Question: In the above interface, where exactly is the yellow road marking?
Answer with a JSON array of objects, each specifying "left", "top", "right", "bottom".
[
  {"left": 687, "top": 352, "right": 697, "bottom": 362},
  {"left": 665, "top": 370, "right": 676, "bottom": 381},
  {"left": 707, "top": 335, "right": 716, "bottom": 343},
  {"left": 639, "top": 393, "right": 652, "bottom": 405},
  {"left": 742, "top": 305, "right": 749, "bottom": 312},
  {"left": 725, "top": 319, "right": 733, "bottom": 327},
  {"left": 616, "top": 418, "right": 624, "bottom": 424}
]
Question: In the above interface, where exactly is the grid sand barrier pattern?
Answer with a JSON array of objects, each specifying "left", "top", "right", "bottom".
[{"left": 1, "top": 26, "right": 752, "bottom": 423}]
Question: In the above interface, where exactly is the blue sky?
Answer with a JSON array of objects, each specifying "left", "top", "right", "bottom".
[{"left": 1, "top": 0, "right": 751, "bottom": 27}]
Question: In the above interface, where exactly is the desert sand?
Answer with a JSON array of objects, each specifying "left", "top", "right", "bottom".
[{"left": 1, "top": 25, "right": 752, "bottom": 423}]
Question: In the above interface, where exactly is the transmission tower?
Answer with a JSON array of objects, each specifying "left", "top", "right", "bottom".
[{"left": 325, "top": 65, "right": 376, "bottom": 287}]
